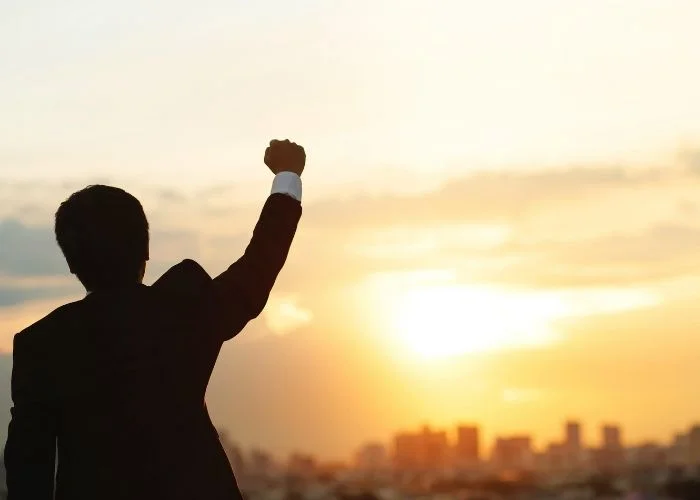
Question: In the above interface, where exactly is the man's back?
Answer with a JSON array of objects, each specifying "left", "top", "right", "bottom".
[
  {"left": 5, "top": 190, "right": 303, "bottom": 499},
  {"left": 28, "top": 275, "right": 238, "bottom": 499}
]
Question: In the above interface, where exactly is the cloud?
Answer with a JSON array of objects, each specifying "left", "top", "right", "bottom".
[
  {"left": 302, "top": 164, "right": 672, "bottom": 231},
  {"left": 0, "top": 275, "right": 79, "bottom": 307},
  {"left": 0, "top": 218, "right": 66, "bottom": 276},
  {"left": 461, "top": 222, "right": 700, "bottom": 288},
  {"left": 263, "top": 295, "right": 313, "bottom": 336},
  {"left": 3, "top": 154, "right": 700, "bottom": 323},
  {"left": 277, "top": 161, "right": 700, "bottom": 291},
  {"left": 0, "top": 284, "right": 77, "bottom": 308}
]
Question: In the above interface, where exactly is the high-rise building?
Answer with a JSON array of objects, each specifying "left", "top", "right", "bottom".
[
  {"left": 455, "top": 425, "right": 480, "bottom": 464},
  {"left": 394, "top": 432, "right": 423, "bottom": 470},
  {"left": 423, "top": 426, "right": 449, "bottom": 469},
  {"left": 688, "top": 425, "right": 700, "bottom": 466},
  {"left": 603, "top": 425, "right": 622, "bottom": 449},
  {"left": 669, "top": 432, "right": 690, "bottom": 467},
  {"left": 565, "top": 421, "right": 582, "bottom": 450},
  {"left": 595, "top": 424, "right": 624, "bottom": 474},
  {"left": 393, "top": 426, "right": 449, "bottom": 471},
  {"left": 563, "top": 420, "right": 583, "bottom": 471}
]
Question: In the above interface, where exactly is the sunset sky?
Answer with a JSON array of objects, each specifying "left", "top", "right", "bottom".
[{"left": 3, "top": 0, "right": 700, "bottom": 462}]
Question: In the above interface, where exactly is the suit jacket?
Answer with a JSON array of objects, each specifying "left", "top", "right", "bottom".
[{"left": 4, "top": 193, "right": 302, "bottom": 500}]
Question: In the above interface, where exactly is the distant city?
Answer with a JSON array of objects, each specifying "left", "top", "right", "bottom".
[
  {"left": 222, "top": 419, "right": 700, "bottom": 476},
  {"left": 215, "top": 420, "right": 700, "bottom": 499}
]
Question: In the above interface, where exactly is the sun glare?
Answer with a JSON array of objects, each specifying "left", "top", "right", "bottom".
[
  {"left": 362, "top": 269, "right": 659, "bottom": 362},
  {"left": 389, "top": 285, "right": 564, "bottom": 359}
]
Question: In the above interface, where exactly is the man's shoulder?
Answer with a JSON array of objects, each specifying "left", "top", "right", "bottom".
[
  {"left": 150, "top": 259, "right": 212, "bottom": 294},
  {"left": 14, "top": 300, "right": 82, "bottom": 351}
]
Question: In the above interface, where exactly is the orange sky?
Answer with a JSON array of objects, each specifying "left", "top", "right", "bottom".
[{"left": 2, "top": 0, "right": 700, "bottom": 462}]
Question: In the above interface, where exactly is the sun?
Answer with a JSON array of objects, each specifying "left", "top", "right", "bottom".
[
  {"left": 361, "top": 269, "right": 659, "bottom": 362},
  {"left": 388, "top": 285, "right": 564, "bottom": 360}
]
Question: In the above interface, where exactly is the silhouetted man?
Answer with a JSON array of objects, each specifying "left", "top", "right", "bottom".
[{"left": 4, "top": 139, "right": 305, "bottom": 499}]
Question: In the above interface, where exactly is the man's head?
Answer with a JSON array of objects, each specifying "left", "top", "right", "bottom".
[{"left": 55, "top": 185, "right": 149, "bottom": 291}]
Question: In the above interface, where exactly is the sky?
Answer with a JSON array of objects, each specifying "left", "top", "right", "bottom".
[{"left": 2, "top": 0, "right": 700, "bottom": 462}]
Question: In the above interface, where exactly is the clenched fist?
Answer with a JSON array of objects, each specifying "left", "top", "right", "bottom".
[{"left": 264, "top": 139, "right": 305, "bottom": 176}]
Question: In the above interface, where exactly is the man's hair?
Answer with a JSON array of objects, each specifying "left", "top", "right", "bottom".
[{"left": 55, "top": 185, "right": 149, "bottom": 290}]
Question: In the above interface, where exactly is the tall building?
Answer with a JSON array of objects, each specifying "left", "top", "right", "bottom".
[
  {"left": 563, "top": 420, "right": 583, "bottom": 471},
  {"left": 394, "top": 432, "right": 423, "bottom": 470},
  {"left": 393, "top": 425, "right": 449, "bottom": 471},
  {"left": 423, "top": 426, "right": 449, "bottom": 469},
  {"left": 669, "top": 432, "right": 690, "bottom": 467},
  {"left": 603, "top": 424, "right": 622, "bottom": 449},
  {"left": 565, "top": 421, "right": 582, "bottom": 450},
  {"left": 688, "top": 425, "right": 700, "bottom": 466},
  {"left": 595, "top": 424, "right": 624, "bottom": 474},
  {"left": 455, "top": 425, "right": 480, "bottom": 465}
]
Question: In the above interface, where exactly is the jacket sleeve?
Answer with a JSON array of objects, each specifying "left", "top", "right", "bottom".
[
  {"left": 208, "top": 193, "right": 302, "bottom": 340},
  {"left": 4, "top": 331, "right": 57, "bottom": 500}
]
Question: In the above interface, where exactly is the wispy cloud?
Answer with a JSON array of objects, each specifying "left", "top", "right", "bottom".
[{"left": 263, "top": 295, "right": 314, "bottom": 337}]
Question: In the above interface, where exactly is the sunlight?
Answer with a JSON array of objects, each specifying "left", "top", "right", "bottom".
[
  {"left": 363, "top": 270, "right": 662, "bottom": 361},
  {"left": 389, "top": 285, "right": 564, "bottom": 359}
]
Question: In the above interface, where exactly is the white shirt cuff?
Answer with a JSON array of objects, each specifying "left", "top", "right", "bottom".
[{"left": 271, "top": 171, "right": 302, "bottom": 202}]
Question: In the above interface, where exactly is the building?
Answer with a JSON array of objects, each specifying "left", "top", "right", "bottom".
[
  {"left": 565, "top": 421, "right": 581, "bottom": 451},
  {"left": 564, "top": 420, "right": 583, "bottom": 470},
  {"left": 393, "top": 426, "right": 449, "bottom": 471},
  {"left": 541, "top": 442, "right": 566, "bottom": 474},
  {"left": 394, "top": 432, "right": 423, "bottom": 470},
  {"left": 492, "top": 436, "right": 533, "bottom": 472},
  {"left": 669, "top": 432, "right": 690, "bottom": 468},
  {"left": 689, "top": 425, "right": 700, "bottom": 466},
  {"left": 627, "top": 442, "right": 666, "bottom": 469},
  {"left": 594, "top": 424, "right": 625, "bottom": 474},
  {"left": 455, "top": 425, "right": 480, "bottom": 465},
  {"left": 423, "top": 427, "right": 449, "bottom": 469},
  {"left": 603, "top": 425, "right": 622, "bottom": 450}
]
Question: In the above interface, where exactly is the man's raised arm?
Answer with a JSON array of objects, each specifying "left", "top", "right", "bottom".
[{"left": 208, "top": 139, "right": 305, "bottom": 340}]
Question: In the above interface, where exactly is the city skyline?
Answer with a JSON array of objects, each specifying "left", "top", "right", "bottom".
[{"left": 222, "top": 418, "right": 700, "bottom": 466}]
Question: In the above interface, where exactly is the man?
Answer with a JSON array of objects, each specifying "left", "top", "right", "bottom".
[{"left": 4, "top": 139, "right": 305, "bottom": 499}]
